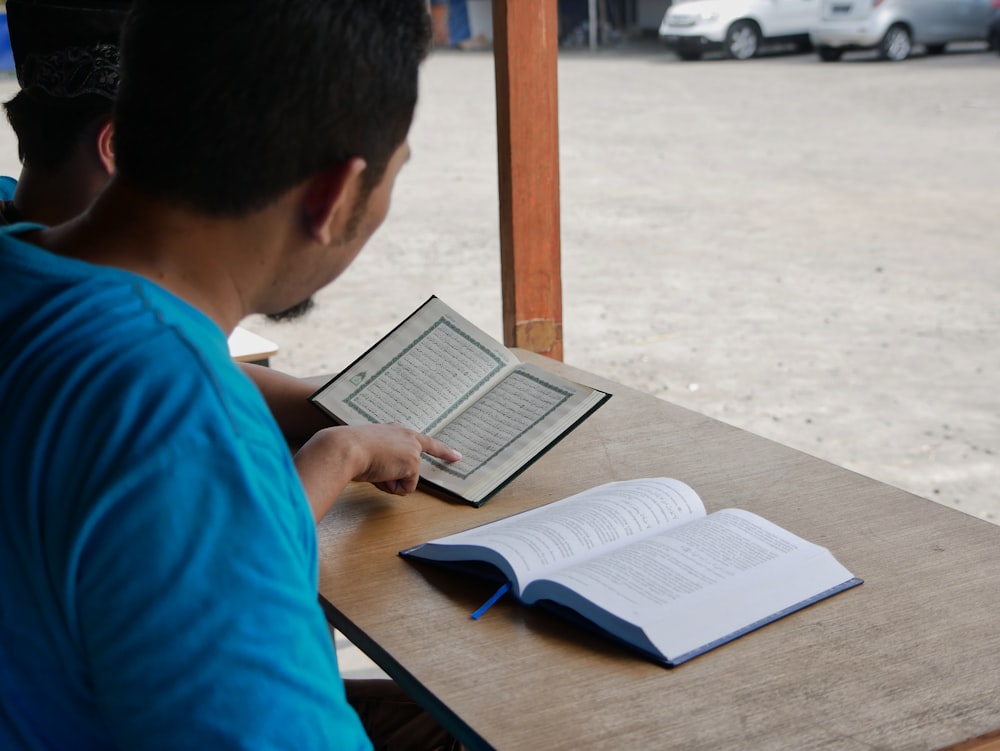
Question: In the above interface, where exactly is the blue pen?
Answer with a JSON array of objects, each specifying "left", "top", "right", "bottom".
[{"left": 470, "top": 582, "right": 511, "bottom": 620}]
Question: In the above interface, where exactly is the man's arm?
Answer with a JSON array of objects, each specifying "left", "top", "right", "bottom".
[
  {"left": 239, "top": 364, "right": 461, "bottom": 520},
  {"left": 295, "top": 423, "right": 461, "bottom": 522}
]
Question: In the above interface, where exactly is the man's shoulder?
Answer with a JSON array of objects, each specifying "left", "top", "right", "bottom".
[
  {"left": 0, "top": 239, "right": 227, "bottom": 368},
  {"left": 0, "top": 246, "right": 270, "bottom": 450}
]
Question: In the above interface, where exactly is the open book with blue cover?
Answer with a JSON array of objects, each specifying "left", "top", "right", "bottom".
[{"left": 401, "top": 477, "right": 862, "bottom": 666}]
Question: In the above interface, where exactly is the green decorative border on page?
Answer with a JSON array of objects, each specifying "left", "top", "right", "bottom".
[
  {"left": 345, "top": 316, "right": 506, "bottom": 433},
  {"left": 424, "top": 369, "right": 574, "bottom": 480}
]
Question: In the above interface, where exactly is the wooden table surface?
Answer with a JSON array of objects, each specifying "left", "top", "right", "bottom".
[{"left": 315, "top": 351, "right": 1000, "bottom": 751}]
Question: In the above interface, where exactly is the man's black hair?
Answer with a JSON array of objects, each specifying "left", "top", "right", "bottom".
[
  {"left": 4, "top": 91, "right": 111, "bottom": 170},
  {"left": 113, "top": 0, "right": 432, "bottom": 217}
]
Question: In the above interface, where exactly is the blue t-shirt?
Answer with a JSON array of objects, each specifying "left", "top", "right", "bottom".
[
  {"left": 0, "top": 227, "right": 371, "bottom": 750},
  {"left": 0, "top": 175, "right": 16, "bottom": 200}
]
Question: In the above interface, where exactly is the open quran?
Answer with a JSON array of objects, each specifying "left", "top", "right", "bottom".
[{"left": 309, "top": 296, "right": 610, "bottom": 506}]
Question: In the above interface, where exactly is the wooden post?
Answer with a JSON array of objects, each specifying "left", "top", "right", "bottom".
[{"left": 491, "top": 0, "right": 563, "bottom": 361}]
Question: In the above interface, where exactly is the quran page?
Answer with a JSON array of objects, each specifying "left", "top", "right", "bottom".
[
  {"left": 311, "top": 296, "right": 518, "bottom": 433},
  {"left": 419, "top": 360, "right": 611, "bottom": 503}
]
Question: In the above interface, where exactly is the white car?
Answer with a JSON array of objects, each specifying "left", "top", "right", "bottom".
[
  {"left": 659, "top": 0, "right": 820, "bottom": 60},
  {"left": 810, "top": 0, "right": 996, "bottom": 61}
]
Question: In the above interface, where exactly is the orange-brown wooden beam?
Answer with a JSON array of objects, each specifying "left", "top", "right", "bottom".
[{"left": 491, "top": 0, "right": 563, "bottom": 361}]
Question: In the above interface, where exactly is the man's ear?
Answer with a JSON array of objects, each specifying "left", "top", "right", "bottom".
[
  {"left": 95, "top": 118, "right": 115, "bottom": 175},
  {"left": 302, "top": 157, "right": 367, "bottom": 246}
]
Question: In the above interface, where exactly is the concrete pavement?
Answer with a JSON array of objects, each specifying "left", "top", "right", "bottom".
[{"left": 246, "top": 43, "right": 999, "bottom": 525}]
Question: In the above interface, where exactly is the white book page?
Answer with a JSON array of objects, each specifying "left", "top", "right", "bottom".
[
  {"left": 418, "top": 361, "right": 606, "bottom": 500},
  {"left": 421, "top": 478, "right": 706, "bottom": 594},
  {"left": 526, "top": 509, "right": 854, "bottom": 659},
  {"left": 313, "top": 297, "right": 516, "bottom": 432}
]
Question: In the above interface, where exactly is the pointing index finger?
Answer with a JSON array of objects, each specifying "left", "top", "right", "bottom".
[{"left": 418, "top": 434, "right": 462, "bottom": 464}]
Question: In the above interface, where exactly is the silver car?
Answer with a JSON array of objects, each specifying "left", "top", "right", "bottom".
[{"left": 810, "top": 0, "right": 996, "bottom": 61}]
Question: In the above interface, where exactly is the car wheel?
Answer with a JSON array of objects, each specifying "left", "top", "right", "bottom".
[
  {"left": 925, "top": 43, "right": 946, "bottom": 55},
  {"left": 989, "top": 29, "right": 1000, "bottom": 53},
  {"left": 724, "top": 20, "right": 761, "bottom": 60},
  {"left": 879, "top": 24, "right": 912, "bottom": 61},
  {"left": 817, "top": 45, "right": 843, "bottom": 62},
  {"left": 677, "top": 50, "right": 703, "bottom": 61}
]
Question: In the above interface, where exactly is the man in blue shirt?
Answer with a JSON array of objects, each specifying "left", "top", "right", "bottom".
[
  {"left": 1, "top": 0, "right": 345, "bottom": 455},
  {"left": 0, "top": 1, "right": 461, "bottom": 748}
]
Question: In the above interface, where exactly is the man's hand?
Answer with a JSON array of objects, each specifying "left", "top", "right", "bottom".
[{"left": 294, "top": 424, "right": 461, "bottom": 522}]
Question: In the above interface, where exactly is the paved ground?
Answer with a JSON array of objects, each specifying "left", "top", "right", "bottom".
[
  {"left": 239, "top": 41, "right": 998, "bottom": 525},
  {"left": 2, "top": 41, "right": 997, "bottom": 675}
]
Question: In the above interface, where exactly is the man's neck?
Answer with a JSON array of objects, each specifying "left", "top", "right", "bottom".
[
  {"left": 34, "top": 178, "right": 296, "bottom": 335},
  {"left": 13, "top": 165, "right": 103, "bottom": 229}
]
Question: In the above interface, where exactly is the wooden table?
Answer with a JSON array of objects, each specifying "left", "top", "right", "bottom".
[{"left": 315, "top": 351, "right": 1000, "bottom": 751}]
